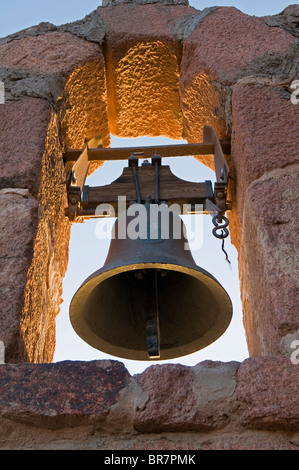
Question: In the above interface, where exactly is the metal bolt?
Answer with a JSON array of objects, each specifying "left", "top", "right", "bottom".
[
  {"left": 69, "top": 195, "right": 78, "bottom": 205},
  {"left": 70, "top": 172, "right": 77, "bottom": 184}
]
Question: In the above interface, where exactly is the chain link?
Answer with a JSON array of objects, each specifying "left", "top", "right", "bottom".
[
  {"left": 212, "top": 215, "right": 231, "bottom": 264},
  {"left": 212, "top": 215, "right": 229, "bottom": 239}
]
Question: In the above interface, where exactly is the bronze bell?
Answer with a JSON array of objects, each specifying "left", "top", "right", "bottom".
[{"left": 69, "top": 204, "right": 232, "bottom": 361}]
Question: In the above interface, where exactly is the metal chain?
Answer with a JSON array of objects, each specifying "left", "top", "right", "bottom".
[
  {"left": 212, "top": 214, "right": 229, "bottom": 239},
  {"left": 212, "top": 215, "right": 231, "bottom": 264},
  {"left": 221, "top": 237, "right": 231, "bottom": 265}
]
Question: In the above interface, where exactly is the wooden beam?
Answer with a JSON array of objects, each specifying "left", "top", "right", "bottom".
[
  {"left": 83, "top": 165, "right": 207, "bottom": 206},
  {"left": 63, "top": 142, "right": 231, "bottom": 163}
]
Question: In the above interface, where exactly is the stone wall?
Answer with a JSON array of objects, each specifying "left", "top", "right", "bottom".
[
  {"left": 0, "top": 359, "right": 298, "bottom": 450},
  {"left": 0, "top": 0, "right": 298, "bottom": 450}
]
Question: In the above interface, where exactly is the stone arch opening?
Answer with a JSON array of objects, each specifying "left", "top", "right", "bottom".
[
  {"left": 1, "top": 15, "right": 243, "bottom": 365},
  {"left": 3, "top": 2, "right": 297, "bottom": 367},
  {"left": 54, "top": 134, "right": 248, "bottom": 373},
  {"left": 51, "top": 26, "right": 248, "bottom": 370},
  {"left": 1, "top": 2, "right": 299, "bottom": 449}
]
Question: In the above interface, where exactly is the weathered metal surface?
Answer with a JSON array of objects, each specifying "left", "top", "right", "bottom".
[{"left": 69, "top": 206, "right": 233, "bottom": 361}]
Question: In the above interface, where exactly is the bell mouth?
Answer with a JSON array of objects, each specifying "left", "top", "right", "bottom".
[{"left": 70, "top": 262, "right": 232, "bottom": 361}]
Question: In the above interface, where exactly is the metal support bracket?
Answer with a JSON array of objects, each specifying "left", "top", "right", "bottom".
[
  {"left": 203, "top": 126, "right": 231, "bottom": 216},
  {"left": 66, "top": 135, "right": 103, "bottom": 221},
  {"left": 64, "top": 127, "right": 232, "bottom": 226}
]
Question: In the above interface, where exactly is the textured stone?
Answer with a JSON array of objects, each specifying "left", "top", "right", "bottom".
[
  {"left": 0, "top": 22, "right": 57, "bottom": 46},
  {"left": 58, "top": 61, "right": 110, "bottom": 152},
  {"left": 283, "top": 4, "right": 299, "bottom": 15},
  {"left": 103, "top": 0, "right": 189, "bottom": 5},
  {"left": 0, "top": 31, "right": 110, "bottom": 150},
  {"left": 236, "top": 357, "right": 299, "bottom": 430},
  {"left": 173, "top": 7, "right": 218, "bottom": 41},
  {"left": 58, "top": 10, "right": 106, "bottom": 44},
  {"left": 0, "top": 68, "right": 67, "bottom": 103},
  {"left": 0, "top": 188, "right": 30, "bottom": 198},
  {"left": 0, "top": 361, "right": 131, "bottom": 428},
  {"left": 239, "top": 166, "right": 299, "bottom": 356},
  {"left": 0, "top": 98, "right": 52, "bottom": 196},
  {"left": 0, "top": 32, "right": 110, "bottom": 161},
  {"left": 0, "top": 359, "right": 298, "bottom": 449},
  {"left": 99, "top": 3, "right": 195, "bottom": 138},
  {"left": 20, "top": 112, "right": 70, "bottom": 363},
  {"left": 230, "top": 83, "right": 299, "bottom": 250},
  {"left": 180, "top": 7, "right": 298, "bottom": 170},
  {"left": 134, "top": 364, "right": 200, "bottom": 432},
  {"left": 180, "top": 71, "right": 227, "bottom": 167},
  {"left": 0, "top": 1, "right": 298, "bottom": 450},
  {"left": 0, "top": 191, "right": 38, "bottom": 361},
  {"left": 0, "top": 191, "right": 37, "bottom": 259},
  {"left": 0, "top": 31, "right": 101, "bottom": 75},
  {"left": 0, "top": 108, "right": 70, "bottom": 364},
  {"left": 201, "top": 433, "right": 298, "bottom": 450},
  {"left": 262, "top": 4, "right": 299, "bottom": 38},
  {"left": 0, "top": 35, "right": 109, "bottom": 364},
  {"left": 134, "top": 362, "right": 239, "bottom": 432},
  {"left": 181, "top": 7, "right": 295, "bottom": 84},
  {"left": 232, "top": 84, "right": 299, "bottom": 188},
  {"left": 278, "top": 330, "right": 299, "bottom": 360}
]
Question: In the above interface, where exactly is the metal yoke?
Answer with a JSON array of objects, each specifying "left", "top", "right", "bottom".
[{"left": 64, "top": 126, "right": 232, "bottom": 237}]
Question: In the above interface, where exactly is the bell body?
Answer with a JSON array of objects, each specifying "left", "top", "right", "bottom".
[{"left": 70, "top": 204, "right": 232, "bottom": 361}]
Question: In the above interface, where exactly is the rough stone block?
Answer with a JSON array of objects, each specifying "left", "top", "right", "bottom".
[
  {"left": 232, "top": 84, "right": 299, "bottom": 197},
  {"left": 0, "top": 31, "right": 101, "bottom": 75},
  {"left": 0, "top": 360, "right": 131, "bottom": 429},
  {"left": 230, "top": 83, "right": 299, "bottom": 249},
  {"left": 99, "top": 3, "right": 195, "bottom": 138},
  {"left": 0, "top": 99, "right": 52, "bottom": 196},
  {"left": 58, "top": 61, "right": 110, "bottom": 154},
  {"left": 0, "top": 1, "right": 297, "bottom": 450},
  {"left": 181, "top": 7, "right": 295, "bottom": 84},
  {"left": 0, "top": 108, "right": 70, "bottom": 363},
  {"left": 19, "top": 112, "right": 70, "bottom": 364},
  {"left": 236, "top": 357, "right": 299, "bottom": 430},
  {"left": 180, "top": 6, "right": 296, "bottom": 168},
  {"left": 0, "top": 190, "right": 38, "bottom": 361},
  {"left": 134, "top": 361, "right": 239, "bottom": 432},
  {"left": 58, "top": 10, "right": 106, "bottom": 44},
  {"left": 0, "top": 31, "right": 110, "bottom": 151},
  {"left": 239, "top": 166, "right": 299, "bottom": 356},
  {"left": 103, "top": 0, "right": 189, "bottom": 5},
  {"left": 262, "top": 5, "right": 299, "bottom": 38}
]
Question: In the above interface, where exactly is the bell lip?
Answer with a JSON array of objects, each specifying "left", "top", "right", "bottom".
[{"left": 69, "top": 261, "right": 233, "bottom": 362}]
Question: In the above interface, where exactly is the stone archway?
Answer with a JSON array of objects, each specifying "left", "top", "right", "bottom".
[{"left": 0, "top": 0, "right": 298, "bottom": 365}]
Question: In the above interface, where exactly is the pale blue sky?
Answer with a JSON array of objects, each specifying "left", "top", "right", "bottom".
[
  {"left": 0, "top": 0, "right": 294, "bottom": 38},
  {"left": 1, "top": 0, "right": 293, "bottom": 373}
]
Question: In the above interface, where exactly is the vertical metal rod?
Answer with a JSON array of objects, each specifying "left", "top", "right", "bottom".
[
  {"left": 132, "top": 163, "right": 142, "bottom": 204},
  {"left": 145, "top": 270, "right": 160, "bottom": 359},
  {"left": 154, "top": 161, "right": 159, "bottom": 204}
]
